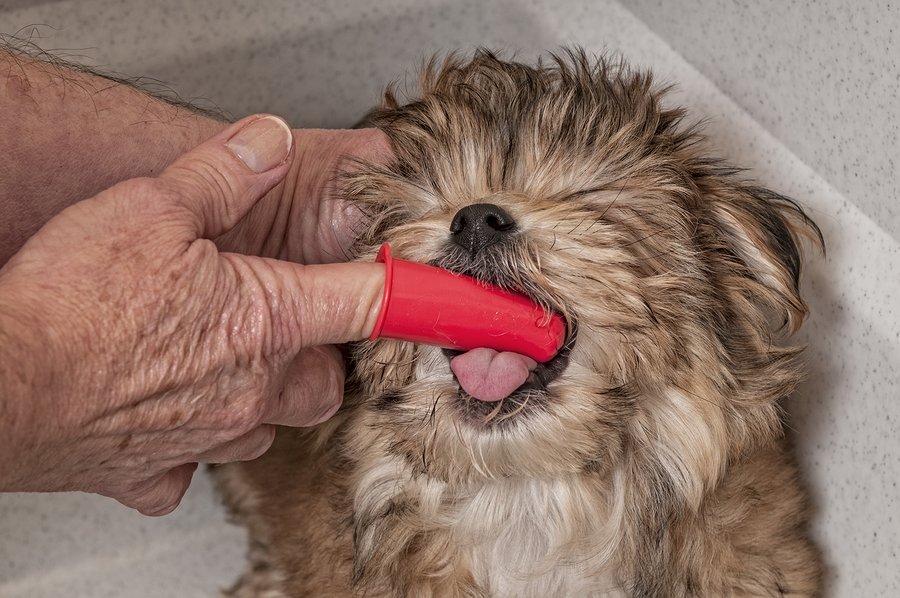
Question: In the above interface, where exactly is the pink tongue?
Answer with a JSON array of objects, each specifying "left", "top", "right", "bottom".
[{"left": 450, "top": 348, "right": 538, "bottom": 402}]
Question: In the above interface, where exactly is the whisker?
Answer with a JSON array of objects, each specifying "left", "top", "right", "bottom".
[
  {"left": 621, "top": 227, "right": 674, "bottom": 247},
  {"left": 596, "top": 173, "right": 632, "bottom": 221},
  {"left": 568, "top": 216, "right": 589, "bottom": 235},
  {"left": 369, "top": 357, "right": 421, "bottom": 367}
]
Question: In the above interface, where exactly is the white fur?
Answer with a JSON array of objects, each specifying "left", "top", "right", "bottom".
[
  {"left": 632, "top": 386, "right": 728, "bottom": 509},
  {"left": 354, "top": 452, "right": 630, "bottom": 597},
  {"left": 464, "top": 477, "right": 626, "bottom": 597}
]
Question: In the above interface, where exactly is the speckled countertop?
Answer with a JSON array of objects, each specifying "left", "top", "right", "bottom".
[{"left": 0, "top": 1, "right": 897, "bottom": 596}]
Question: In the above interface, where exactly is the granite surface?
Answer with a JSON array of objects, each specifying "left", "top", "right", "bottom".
[
  {"left": 624, "top": 0, "right": 900, "bottom": 243},
  {"left": 0, "top": 1, "right": 898, "bottom": 596}
]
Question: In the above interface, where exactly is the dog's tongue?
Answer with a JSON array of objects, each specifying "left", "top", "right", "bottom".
[{"left": 450, "top": 348, "right": 537, "bottom": 402}]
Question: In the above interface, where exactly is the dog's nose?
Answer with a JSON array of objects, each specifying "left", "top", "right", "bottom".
[{"left": 449, "top": 203, "right": 517, "bottom": 255}]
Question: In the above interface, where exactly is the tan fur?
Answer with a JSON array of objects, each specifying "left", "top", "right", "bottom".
[{"left": 217, "top": 50, "right": 823, "bottom": 597}]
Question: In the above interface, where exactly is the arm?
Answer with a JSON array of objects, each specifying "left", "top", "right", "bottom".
[
  {"left": 0, "top": 48, "right": 391, "bottom": 266},
  {"left": 0, "top": 49, "right": 224, "bottom": 264}
]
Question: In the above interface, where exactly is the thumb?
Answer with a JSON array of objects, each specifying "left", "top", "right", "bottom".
[{"left": 160, "top": 115, "right": 294, "bottom": 239}]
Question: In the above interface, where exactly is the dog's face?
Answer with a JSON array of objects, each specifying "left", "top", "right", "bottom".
[{"left": 342, "top": 52, "right": 820, "bottom": 496}]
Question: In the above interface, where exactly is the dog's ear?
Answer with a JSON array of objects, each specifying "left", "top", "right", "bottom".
[{"left": 701, "top": 178, "right": 823, "bottom": 334}]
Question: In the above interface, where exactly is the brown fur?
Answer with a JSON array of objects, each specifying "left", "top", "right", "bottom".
[{"left": 217, "top": 50, "right": 823, "bottom": 597}]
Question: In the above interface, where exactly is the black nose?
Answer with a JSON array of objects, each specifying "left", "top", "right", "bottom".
[{"left": 449, "top": 203, "right": 517, "bottom": 256}]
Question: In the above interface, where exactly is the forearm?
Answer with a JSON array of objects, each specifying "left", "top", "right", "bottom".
[{"left": 0, "top": 49, "right": 226, "bottom": 264}]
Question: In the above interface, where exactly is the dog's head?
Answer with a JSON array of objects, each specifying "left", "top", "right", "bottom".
[{"left": 341, "top": 51, "right": 821, "bottom": 503}]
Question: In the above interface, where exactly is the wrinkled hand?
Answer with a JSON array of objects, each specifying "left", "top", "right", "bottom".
[
  {"left": 215, "top": 127, "right": 392, "bottom": 264},
  {"left": 0, "top": 116, "right": 385, "bottom": 516}
]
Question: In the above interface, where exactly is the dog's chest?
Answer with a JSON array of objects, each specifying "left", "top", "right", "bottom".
[{"left": 448, "top": 479, "right": 626, "bottom": 597}]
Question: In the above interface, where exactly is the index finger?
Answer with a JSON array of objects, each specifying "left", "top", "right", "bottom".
[
  {"left": 286, "top": 261, "right": 386, "bottom": 347},
  {"left": 230, "top": 255, "right": 386, "bottom": 349}
]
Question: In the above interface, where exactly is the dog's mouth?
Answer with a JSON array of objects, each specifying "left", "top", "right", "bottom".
[
  {"left": 431, "top": 252, "right": 576, "bottom": 421},
  {"left": 441, "top": 337, "right": 574, "bottom": 419}
]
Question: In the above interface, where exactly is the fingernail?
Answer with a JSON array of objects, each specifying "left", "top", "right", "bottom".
[{"left": 226, "top": 116, "right": 293, "bottom": 173}]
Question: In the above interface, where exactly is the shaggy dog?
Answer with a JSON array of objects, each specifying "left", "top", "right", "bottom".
[{"left": 217, "top": 50, "right": 823, "bottom": 597}]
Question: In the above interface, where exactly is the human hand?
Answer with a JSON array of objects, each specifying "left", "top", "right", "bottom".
[
  {"left": 214, "top": 127, "right": 392, "bottom": 264},
  {"left": 0, "top": 115, "right": 385, "bottom": 515}
]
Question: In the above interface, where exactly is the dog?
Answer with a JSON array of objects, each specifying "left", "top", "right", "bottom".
[{"left": 216, "top": 50, "right": 823, "bottom": 597}]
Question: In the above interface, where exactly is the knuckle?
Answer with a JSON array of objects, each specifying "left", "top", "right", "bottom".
[
  {"left": 109, "top": 177, "right": 189, "bottom": 227},
  {"left": 208, "top": 383, "right": 275, "bottom": 439},
  {"left": 173, "top": 156, "right": 243, "bottom": 215},
  {"left": 141, "top": 497, "right": 180, "bottom": 517},
  {"left": 218, "top": 256, "right": 277, "bottom": 351},
  {"left": 320, "top": 361, "right": 345, "bottom": 405},
  {"left": 219, "top": 255, "right": 304, "bottom": 355},
  {"left": 194, "top": 355, "right": 280, "bottom": 440},
  {"left": 113, "top": 478, "right": 179, "bottom": 517},
  {"left": 259, "top": 263, "right": 309, "bottom": 353},
  {"left": 242, "top": 425, "right": 276, "bottom": 461},
  {"left": 215, "top": 401, "right": 265, "bottom": 438}
]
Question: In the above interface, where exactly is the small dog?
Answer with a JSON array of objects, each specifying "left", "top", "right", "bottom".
[{"left": 217, "top": 50, "right": 823, "bottom": 597}]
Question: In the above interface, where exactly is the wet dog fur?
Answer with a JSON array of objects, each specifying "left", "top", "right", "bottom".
[{"left": 216, "top": 50, "right": 823, "bottom": 597}]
